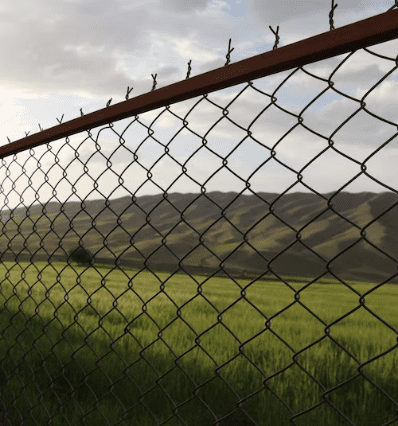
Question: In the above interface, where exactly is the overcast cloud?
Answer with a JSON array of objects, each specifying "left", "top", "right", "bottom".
[{"left": 0, "top": 0, "right": 397, "bottom": 211}]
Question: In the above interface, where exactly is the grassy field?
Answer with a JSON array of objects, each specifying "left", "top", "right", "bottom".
[{"left": 0, "top": 260, "right": 397, "bottom": 426}]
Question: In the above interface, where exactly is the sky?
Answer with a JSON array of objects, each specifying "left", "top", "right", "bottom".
[{"left": 0, "top": 0, "right": 397, "bottom": 212}]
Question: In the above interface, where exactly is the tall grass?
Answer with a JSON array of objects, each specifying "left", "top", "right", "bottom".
[{"left": 0, "top": 260, "right": 397, "bottom": 425}]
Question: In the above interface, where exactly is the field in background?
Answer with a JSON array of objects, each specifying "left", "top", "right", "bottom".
[{"left": 0, "top": 260, "right": 397, "bottom": 426}]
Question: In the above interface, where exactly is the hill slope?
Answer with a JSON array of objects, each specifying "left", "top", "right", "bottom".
[{"left": 0, "top": 190, "right": 397, "bottom": 284}]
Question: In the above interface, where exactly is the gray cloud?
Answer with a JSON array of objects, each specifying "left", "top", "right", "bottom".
[{"left": 0, "top": 0, "right": 396, "bottom": 210}]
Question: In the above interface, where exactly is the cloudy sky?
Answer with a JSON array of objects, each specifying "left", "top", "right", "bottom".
[{"left": 0, "top": 0, "right": 397, "bottom": 212}]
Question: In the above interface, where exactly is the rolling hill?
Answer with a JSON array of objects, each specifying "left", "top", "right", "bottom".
[{"left": 0, "top": 190, "right": 397, "bottom": 285}]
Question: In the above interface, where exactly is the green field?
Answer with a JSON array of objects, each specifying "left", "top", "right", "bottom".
[{"left": 0, "top": 260, "right": 397, "bottom": 426}]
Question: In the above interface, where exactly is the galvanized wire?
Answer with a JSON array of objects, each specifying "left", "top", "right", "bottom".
[{"left": 0, "top": 1, "right": 398, "bottom": 425}]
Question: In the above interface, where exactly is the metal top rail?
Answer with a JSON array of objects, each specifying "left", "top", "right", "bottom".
[{"left": 0, "top": 7, "right": 397, "bottom": 160}]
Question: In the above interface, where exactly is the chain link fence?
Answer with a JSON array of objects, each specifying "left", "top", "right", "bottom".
[{"left": 0, "top": 2, "right": 398, "bottom": 425}]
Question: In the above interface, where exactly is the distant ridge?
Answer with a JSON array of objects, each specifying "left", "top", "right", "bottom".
[{"left": 0, "top": 190, "right": 397, "bottom": 285}]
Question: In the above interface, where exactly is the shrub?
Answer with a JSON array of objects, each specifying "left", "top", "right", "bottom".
[{"left": 67, "top": 245, "right": 94, "bottom": 267}]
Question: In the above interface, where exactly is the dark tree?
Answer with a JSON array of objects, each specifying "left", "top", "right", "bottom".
[{"left": 67, "top": 245, "right": 94, "bottom": 267}]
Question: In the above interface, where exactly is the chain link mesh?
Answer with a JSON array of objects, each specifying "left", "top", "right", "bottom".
[{"left": 0, "top": 2, "right": 398, "bottom": 425}]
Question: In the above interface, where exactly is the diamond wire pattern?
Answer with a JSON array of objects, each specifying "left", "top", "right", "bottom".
[{"left": 1, "top": 6, "right": 398, "bottom": 426}]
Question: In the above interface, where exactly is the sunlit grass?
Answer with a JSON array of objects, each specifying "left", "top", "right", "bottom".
[{"left": 0, "top": 260, "right": 397, "bottom": 425}]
